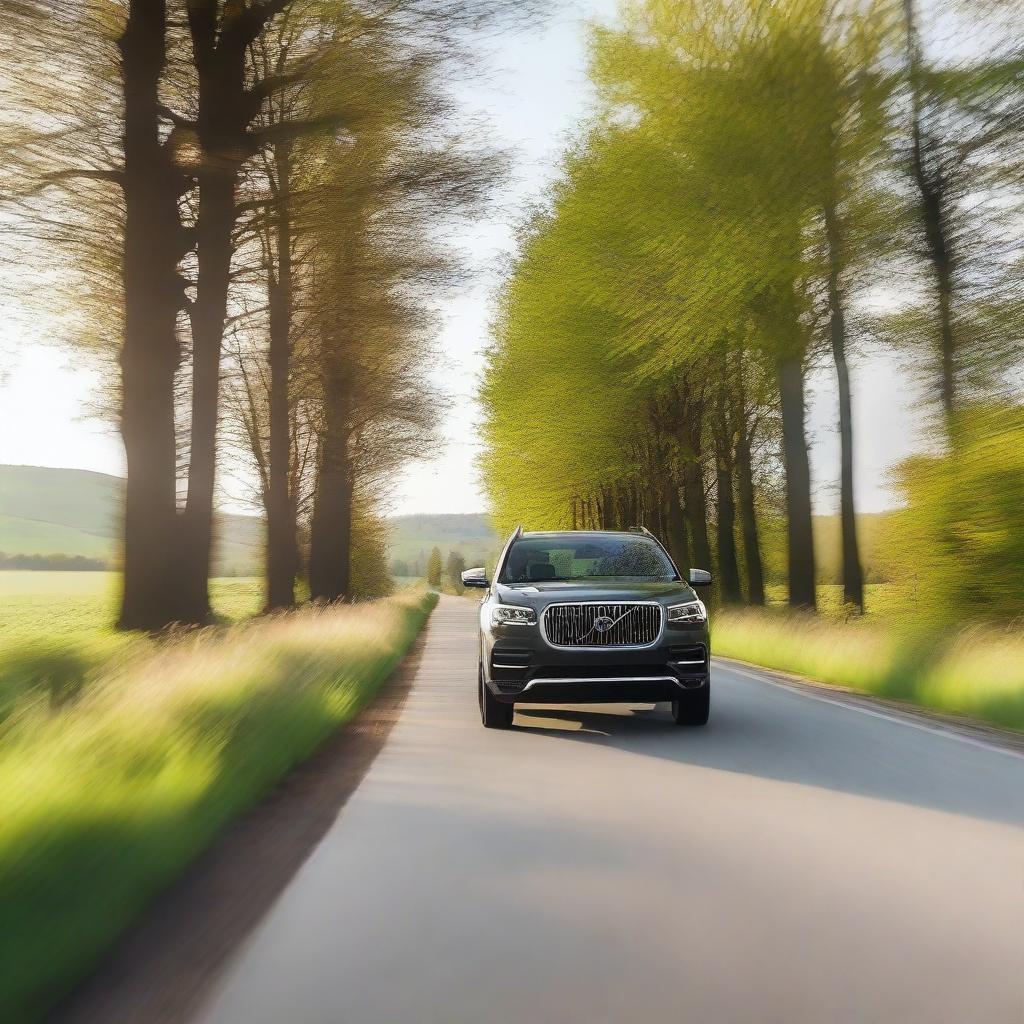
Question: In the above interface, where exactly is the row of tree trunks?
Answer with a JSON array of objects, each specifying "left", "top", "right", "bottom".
[
  {"left": 117, "top": 0, "right": 186, "bottom": 631},
  {"left": 570, "top": 444, "right": 773, "bottom": 608}
]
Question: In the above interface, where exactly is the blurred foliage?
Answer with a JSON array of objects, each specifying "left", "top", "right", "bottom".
[
  {"left": 349, "top": 509, "right": 397, "bottom": 601},
  {"left": 881, "top": 405, "right": 1024, "bottom": 627}
]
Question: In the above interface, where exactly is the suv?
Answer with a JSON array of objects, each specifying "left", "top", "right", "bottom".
[{"left": 462, "top": 527, "right": 712, "bottom": 730}]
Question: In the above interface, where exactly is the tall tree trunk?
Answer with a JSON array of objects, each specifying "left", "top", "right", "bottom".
[
  {"left": 903, "top": 0, "right": 957, "bottom": 423},
  {"left": 824, "top": 198, "right": 864, "bottom": 611},
  {"left": 265, "top": 141, "right": 298, "bottom": 610},
  {"left": 181, "top": 172, "right": 236, "bottom": 622},
  {"left": 777, "top": 355, "right": 817, "bottom": 609},
  {"left": 117, "top": 0, "right": 186, "bottom": 631},
  {"left": 666, "top": 486, "right": 690, "bottom": 575},
  {"left": 714, "top": 454, "right": 742, "bottom": 603},
  {"left": 683, "top": 458, "right": 712, "bottom": 571},
  {"left": 734, "top": 424, "right": 765, "bottom": 606},
  {"left": 179, "top": 3, "right": 252, "bottom": 622},
  {"left": 309, "top": 369, "right": 353, "bottom": 602},
  {"left": 713, "top": 365, "right": 741, "bottom": 602}
]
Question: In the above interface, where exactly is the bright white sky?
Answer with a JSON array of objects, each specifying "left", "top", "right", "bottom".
[{"left": 0, "top": 0, "right": 926, "bottom": 518}]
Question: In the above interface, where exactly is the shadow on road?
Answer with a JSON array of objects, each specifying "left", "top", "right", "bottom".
[{"left": 511, "top": 673, "right": 1024, "bottom": 830}]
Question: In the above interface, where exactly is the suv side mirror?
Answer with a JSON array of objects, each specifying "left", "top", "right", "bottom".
[
  {"left": 688, "top": 568, "right": 712, "bottom": 587},
  {"left": 461, "top": 567, "right": 489, "bottom": 589}
]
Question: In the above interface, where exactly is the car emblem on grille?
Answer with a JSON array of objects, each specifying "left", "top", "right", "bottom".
[{"left": 593, "top": 615, "right": 615, "bottom": 633}]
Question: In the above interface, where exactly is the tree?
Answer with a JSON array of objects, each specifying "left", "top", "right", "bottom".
[
  {"left": 446, "top": 550, "right": 466, "bottom": 588},
  {"left": 426, "top": 547, "right": 443, "bottom": 587},
  {"left": 0, "top": 1, "right": 191, "bottom": 630},
  {"left": 117, "top": 0, "right": 194, "bottom": 628}
]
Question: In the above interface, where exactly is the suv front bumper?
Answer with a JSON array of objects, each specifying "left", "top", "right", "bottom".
[{"left": 483, "top": 627, "right": 709, "bottom": 704}]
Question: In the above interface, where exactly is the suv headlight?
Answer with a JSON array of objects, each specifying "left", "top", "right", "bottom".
[
  {"left": 491, "top": 604, "right": 538, "bottom": 627},
  {"left": 668, "top": 600, "right": 707, "bottom": 623}
]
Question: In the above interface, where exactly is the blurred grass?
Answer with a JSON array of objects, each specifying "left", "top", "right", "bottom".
[
  {"left": 713, "top": 608, "right": 1024, "bottom": 732},
  {"left": 0, "top": 588, "right": 437, "bottom": 1023}
]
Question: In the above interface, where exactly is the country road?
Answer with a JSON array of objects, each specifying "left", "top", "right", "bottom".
[{"left": 196, "top": 596, "right": 1024, "bottom": 1024}]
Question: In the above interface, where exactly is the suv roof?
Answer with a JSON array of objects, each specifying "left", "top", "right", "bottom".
[{"left": 519, "top": 529, "right": 651, "bottom": 538}]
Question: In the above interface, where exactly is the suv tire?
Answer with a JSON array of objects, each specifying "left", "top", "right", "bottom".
[
  {"left": 671, "top": 684, "right": 710, "bottom": 726},
  {"left": 479, "top": 663, "right": 514, "bottom": 729}
]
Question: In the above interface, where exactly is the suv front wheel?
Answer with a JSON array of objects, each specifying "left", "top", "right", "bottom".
[
  {"left": 479, "top": 663, "right": 514, "bottom": 729},
  {"left": 671, "top": 683, "right": 710, "bottom": 726}
]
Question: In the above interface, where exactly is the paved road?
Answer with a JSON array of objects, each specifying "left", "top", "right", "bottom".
[{"left": 196, "top": 596, "right": 1024, "bottom": 1024}]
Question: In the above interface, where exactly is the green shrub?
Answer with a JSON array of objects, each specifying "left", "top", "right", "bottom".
[{"left": 882, "top": 404, "right": 1024, "bottom": 627}]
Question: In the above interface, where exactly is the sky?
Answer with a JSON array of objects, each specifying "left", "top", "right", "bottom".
[{"left": 0, "top": 0, "right": 927, "bottom": 520}]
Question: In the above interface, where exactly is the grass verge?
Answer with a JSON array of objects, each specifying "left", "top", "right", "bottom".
[
  {"left": 713, "top": 609, "right": 1024, "bottom": 732},
  {"left": 0, "top": 589, "right": 437, "bottom": 1023}
]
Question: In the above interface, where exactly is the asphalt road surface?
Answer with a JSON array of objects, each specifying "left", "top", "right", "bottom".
[{"left": 196, "top": 596, "right": 1024, "bottom": 1024}]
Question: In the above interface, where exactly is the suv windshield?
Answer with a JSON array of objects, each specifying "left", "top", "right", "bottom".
[{"left": 500, "top": 535, "right": 677, "bottom": 583}]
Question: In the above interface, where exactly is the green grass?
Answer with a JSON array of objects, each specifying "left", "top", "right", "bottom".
[
  {"left": 712, "top": 608, "right": 1024, "bottom": 732},
  {"left": 0, "top": 587, "right": 437, "bottom": 1022},
  {"left": 0, "top": 571, "right": 264, "bottom": 646}
]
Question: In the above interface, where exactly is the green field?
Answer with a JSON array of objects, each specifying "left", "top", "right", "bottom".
[{"left": 0, "top": 571, "right": 263, "bottom": 646}]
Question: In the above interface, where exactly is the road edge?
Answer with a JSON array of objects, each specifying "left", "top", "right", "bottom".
[
  {"left": 715, "top": 655, "right": 1024, "bottom": 759},
  {"left": 47, "top": 603, "right": 437, "bottom": 1024}
]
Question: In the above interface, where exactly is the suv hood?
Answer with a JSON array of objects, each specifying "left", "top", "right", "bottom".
[{"left": 495, "top": 580, "right": 698, "bottom": 606}]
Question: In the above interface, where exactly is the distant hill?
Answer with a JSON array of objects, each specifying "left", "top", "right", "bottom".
[
  {"left": 386, "top": 513, "right": 501, "bottom": 576},
  {"left": 0, "top": 466, "right": 504, "bottom": 579},
  {"left": 0, "top": 465, "right": 262, "bottom": 575},
  {"left": 0, "top": 465, "right": 894, "bottom": 583}
]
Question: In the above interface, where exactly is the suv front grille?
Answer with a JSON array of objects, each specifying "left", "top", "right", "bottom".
[{"left": 543, "top": 603, "right": 662, "bottom": 648}]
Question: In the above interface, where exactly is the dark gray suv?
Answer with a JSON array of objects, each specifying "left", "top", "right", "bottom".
[{"left": 462, "top": 527, "right": 712, "bottom": 730}]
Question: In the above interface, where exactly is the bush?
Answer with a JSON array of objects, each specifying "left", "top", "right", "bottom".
[{"left": 882, "top": 404, "right": 1024, "bottom": 627}]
